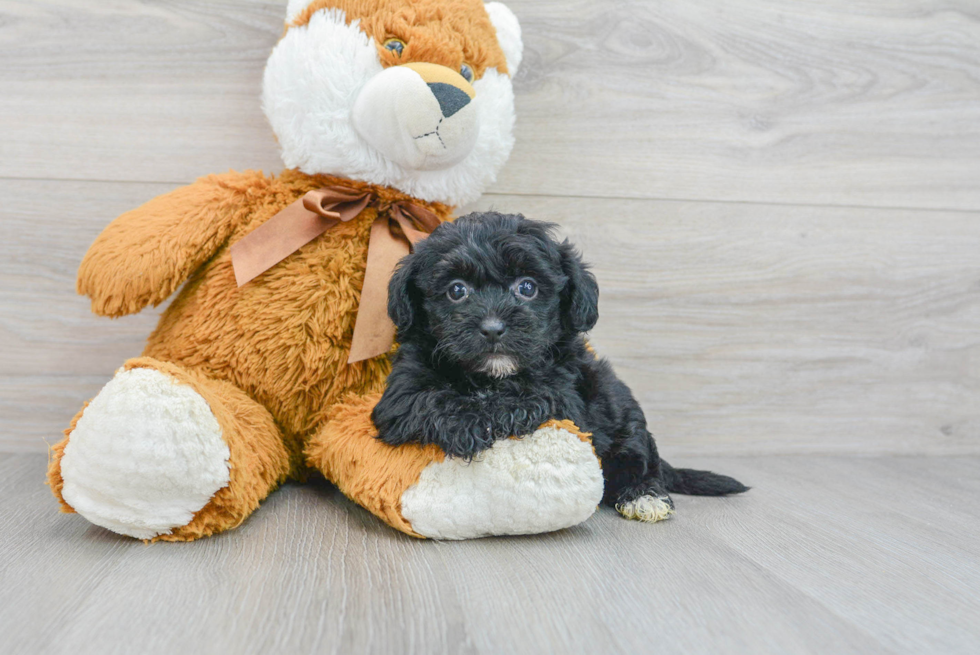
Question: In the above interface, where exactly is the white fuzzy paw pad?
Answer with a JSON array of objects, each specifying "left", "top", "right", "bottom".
[
  {"left": 60, "top": 367, "right": 230, "bottom": 539},
  {"left": 400, "top": 424, "right": 604, "bottom": 540},
  {"left": 617, "top": 495, "right": 675, "bottom": 523}
]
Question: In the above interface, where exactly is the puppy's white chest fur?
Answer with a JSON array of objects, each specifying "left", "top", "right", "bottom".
[{"left": 477, "top": 353, "right": 519, "bottom": 378}]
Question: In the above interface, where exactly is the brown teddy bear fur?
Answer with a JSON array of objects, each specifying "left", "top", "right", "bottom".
[
  {"left": 47, "top": 0, "right": 520, "bottom": 541},
  {"left": 306, "top": 391, "right": 446, "bottom": 537},
  {"left": 48, "top": 169, "right": 455, "bottom": 540}
]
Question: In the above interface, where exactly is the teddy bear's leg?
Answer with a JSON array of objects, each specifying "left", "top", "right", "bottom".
[
  {"left": 48, "top": 357, "right": 292, "bottom": 541},
  {"left": 305, "top": 393, "right": 605, "bottom": 540}
]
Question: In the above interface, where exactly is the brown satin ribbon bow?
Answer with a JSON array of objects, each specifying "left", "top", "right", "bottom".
[{"left": 230, "top": 186, "right": 442, "bottom": 363}]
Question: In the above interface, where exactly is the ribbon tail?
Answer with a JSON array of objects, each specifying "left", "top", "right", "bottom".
[
  {"left": 390, "top": 212, "right": 429, "bottom": 246},
  {"left": 348, "top": 217, "right": 410, "bottom": 363}
]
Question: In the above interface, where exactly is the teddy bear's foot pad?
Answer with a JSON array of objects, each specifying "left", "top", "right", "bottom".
[
  {"left": 400, "top": 423, "right": 604, "bottom": 540},
  {"left": 60, "top": 367, "right": 230, "bottom": 539}
]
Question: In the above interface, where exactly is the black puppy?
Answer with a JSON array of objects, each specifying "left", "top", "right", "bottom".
[{"left": 372, "top": 212, "right": 747, "bottom": 518}]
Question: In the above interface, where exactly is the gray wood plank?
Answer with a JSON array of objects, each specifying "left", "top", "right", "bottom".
[
  {"left": 0, "top": 180, "right": 171, "bottom": 451},
  {"left": 3, "top": 454, "right": 980, "bottom": 654},
  {"left": 683, "top": 456, "right": 980, "bottom": 655},
  {"left": 1, "top": 1, "right": 979, "bottom": 209},
  {"left": 2, "top": 180, "right": 979, "bottom": 455}
]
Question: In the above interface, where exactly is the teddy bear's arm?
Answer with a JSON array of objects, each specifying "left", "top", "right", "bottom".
[{"left": 78, "top": 172, "right": 261, "bottom": 317}]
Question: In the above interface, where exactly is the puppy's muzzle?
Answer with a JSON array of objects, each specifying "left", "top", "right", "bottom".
[{"left": 352, "top": 62, "right": 479, "bottom": 171}]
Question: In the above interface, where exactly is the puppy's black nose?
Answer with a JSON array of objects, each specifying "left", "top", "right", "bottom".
[{"left": 479, "top": 317, "right": 506, "bottom": 341}]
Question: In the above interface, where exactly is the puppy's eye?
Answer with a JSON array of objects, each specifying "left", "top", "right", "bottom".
[
  {"left": 383, "top": 38, "right": 406, "bottom": 56},
  {"left": 515, "top": 278, "right": 538, "bottom": 300},
  {"left": 447, "top": 281, "right": 469, "bottom": 302},
  {"left": 460, "top": 63, "right": 474, "bottom": 82}
]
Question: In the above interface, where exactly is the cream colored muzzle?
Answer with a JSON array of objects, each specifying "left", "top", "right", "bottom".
[{"left": 352, "top": 62, "right": 479, "bottom": 171}]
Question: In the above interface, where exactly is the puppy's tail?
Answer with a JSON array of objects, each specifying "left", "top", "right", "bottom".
[{"left": 661, "top": 461, "right": 749, "bottom": 496}]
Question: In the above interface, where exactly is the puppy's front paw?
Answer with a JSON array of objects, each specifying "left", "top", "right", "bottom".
[
  {"left": 416, "top": 413, "right": 498, "bottom": 459},
  {"left": 446, "top": 416, "right": 498, "bottom": 458},
  {"left": 616, "top": 494, "right": 675, "bottom": 523},
  {"left": 376, "top": 413, "right": 497, "bottom": 459}
]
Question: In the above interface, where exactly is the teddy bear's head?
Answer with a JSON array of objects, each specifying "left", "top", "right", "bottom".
[{"left": 263, "top": 0, "right": 523, "bottom": 207}]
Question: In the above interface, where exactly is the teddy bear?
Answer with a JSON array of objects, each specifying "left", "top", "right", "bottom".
[{"left": 46, "top": 0, "right": 605, "bottom": 541}]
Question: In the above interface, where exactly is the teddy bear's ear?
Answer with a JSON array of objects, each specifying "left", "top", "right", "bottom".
[
  {"left": 485, "top": 2, "right": 523, "bottom": 77},
  {"left": 285, "top": 0, "right": 311, "bottom": 24}
]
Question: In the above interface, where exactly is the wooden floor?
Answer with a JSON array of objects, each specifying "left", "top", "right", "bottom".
[
  {"left": 2, "top": 1, "right": 979, "bottom": 653},
  {"left": 2, "top": 452, "right": 979, "bottom": 655}
]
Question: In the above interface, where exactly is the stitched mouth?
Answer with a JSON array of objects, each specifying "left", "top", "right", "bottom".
[{"left": 413, "top": 118, "right": 447, "bottom": 150}]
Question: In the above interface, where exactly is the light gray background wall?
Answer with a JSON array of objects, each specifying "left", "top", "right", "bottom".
[{"left": 1, "top": 0, "right": 978, "bottom": 454}]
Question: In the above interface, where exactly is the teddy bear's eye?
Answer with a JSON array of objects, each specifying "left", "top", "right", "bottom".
[
  {"left": 383, "top": 38, "right": 405, "bottom": 56},
  {"left": 460, "top": 63, "right": 474, "bottom": 82}
]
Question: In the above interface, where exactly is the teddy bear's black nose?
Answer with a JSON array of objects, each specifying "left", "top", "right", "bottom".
[{"left": 428, "top": 82, "right": 471, "bottom": 118}]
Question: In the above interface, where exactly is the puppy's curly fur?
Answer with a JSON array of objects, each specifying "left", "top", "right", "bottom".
[{"left": 372, "top": 212, "right": 747, "bottom": 512}]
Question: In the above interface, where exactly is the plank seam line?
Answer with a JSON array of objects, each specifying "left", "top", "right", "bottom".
[
  {"left": 483, "top": 191, "right": 980, "bottom": 215},
  {"left": 2, "top": 176, "right": 980, "bottom": 215}
]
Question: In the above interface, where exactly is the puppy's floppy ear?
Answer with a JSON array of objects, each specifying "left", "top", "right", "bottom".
[
  {"left": 559, "top": 240, "right": 599, "bottom": 333},
  {"left": 387, "top": 253, "right": 423, "bottom": 337}
]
